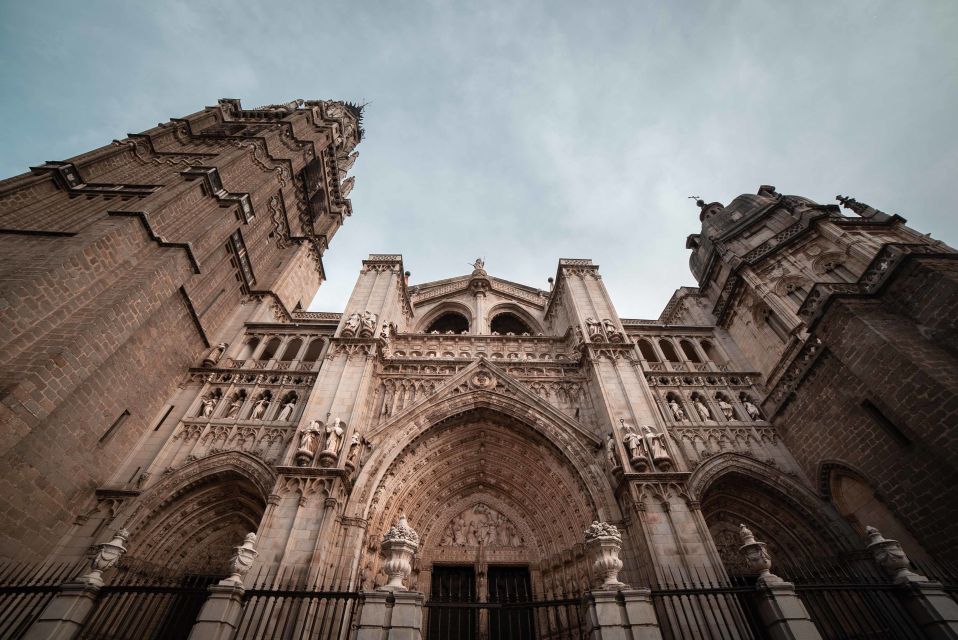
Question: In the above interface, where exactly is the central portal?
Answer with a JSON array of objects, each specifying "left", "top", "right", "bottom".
[{"left": 427, "top": 565, "right": 534, "bottom": 640}]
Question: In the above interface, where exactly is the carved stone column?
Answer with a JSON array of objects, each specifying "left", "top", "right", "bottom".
[
  {"left": 23, "top": 529, "right": 128, "bottom": 640},
  {"left": 188, "top": 533, "right": 258, "bottom": 640},
  {"left": 582, "top": 522, "right": 663, "bottom": 640},
  {"left": 738, "top": 524, "right": 822, "bottom": 640},
  {"left": 355, "top": 515, "right": 425, "bottom": 640},
  {"left": 865, "top": 526, "right": 958, "bottom": 639}
]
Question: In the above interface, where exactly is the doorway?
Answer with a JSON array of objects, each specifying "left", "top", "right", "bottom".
[{"left": 426, "top": 564, "right": 534, "bottom": 640}]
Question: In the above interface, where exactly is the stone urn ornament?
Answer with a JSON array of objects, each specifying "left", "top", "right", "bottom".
[
  {"left": 79, "top": 528, "right": 129, "bottom": 587},
  {"left": 222, "top": 532, "right": 258, "bottom": 586},
  {"left": 584, "top": 521, "right": 628, "bottom": 590},
  {"left": 379, "top": 514, "right": 420, "bottom": 591},
  {"left": 738, "top": 524, "right": 782, "bottom": 584},
  {"left": 864, "top": 526, "right": 927, "bottom": 584}
]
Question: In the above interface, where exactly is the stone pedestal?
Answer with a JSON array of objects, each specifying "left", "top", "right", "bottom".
[
  {"left": 22, "top": 581, "right": 101, "bottom": 640},
  {"left": 900, "top": 581, "right": 958, "bottom": 640},
  {"left": 356, "top": 590, "right": 425, "bottom": 640},
  {"left": 187, "top": 583, "right": 247, "bottom": 640},
  {"left": 753, "top": 581, "right": 823, "bottom": 640},
  {"left": 584, "top": 588, "right": 662, "bottom": 640}
]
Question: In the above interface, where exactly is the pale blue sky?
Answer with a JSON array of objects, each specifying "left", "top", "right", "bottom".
[{"left": 2, "top": 1, "right": 956, "bottom": 318}]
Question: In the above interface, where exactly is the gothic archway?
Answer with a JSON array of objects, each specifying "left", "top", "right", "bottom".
[
  {"left": 690, "top": 454, "right": 852, "bottom": 575},
  {"left": 122, "top": 452, "right": 273, "bottom": 575}
]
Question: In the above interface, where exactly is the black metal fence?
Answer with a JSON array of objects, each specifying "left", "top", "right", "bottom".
[
  {"left": 647, "top": 567, "right": 768, "bottom": 640},
  {"left": 232, "top": 567, "right": 361, "bottom": 640},
  {"left": 0, "top": 561, "right": 85, "bottom": 639}
]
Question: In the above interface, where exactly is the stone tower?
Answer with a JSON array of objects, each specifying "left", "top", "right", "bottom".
[{"left": 0, "top": 98, "right": 362, "bottom": 559}]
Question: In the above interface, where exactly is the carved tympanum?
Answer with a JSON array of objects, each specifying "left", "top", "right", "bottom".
[{"left": 439, "top": 503, "right": 523, "bottom": 548}]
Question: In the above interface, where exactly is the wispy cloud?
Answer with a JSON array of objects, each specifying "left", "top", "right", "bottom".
[{"left": 2, "top": 0, "right": 956, "bottom": 317}]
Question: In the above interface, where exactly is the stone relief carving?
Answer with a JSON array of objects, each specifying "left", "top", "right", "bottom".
[{"left": 438, "top": 504, "right": 524, "bottom": 548}]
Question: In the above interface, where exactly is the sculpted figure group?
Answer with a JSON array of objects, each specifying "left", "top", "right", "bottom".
[
  {"left": 440, "top": 504, "right": 522, "bottom": 548},
  {"left": 584, "top": 317, "right": 623, "bottom": 343}
]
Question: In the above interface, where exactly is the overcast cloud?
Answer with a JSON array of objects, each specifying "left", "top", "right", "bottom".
[{"left": 1, "top": 1, "right": 956, "bottom": 318}]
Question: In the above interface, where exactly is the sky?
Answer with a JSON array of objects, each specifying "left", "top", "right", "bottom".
[{"left": 1, "top": 1, "right": 956, "bottom": 319}]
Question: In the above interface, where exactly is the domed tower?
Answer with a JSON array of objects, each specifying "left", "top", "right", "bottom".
[{"left": 681, "top": 184, "right": 958, "bottom": 561}]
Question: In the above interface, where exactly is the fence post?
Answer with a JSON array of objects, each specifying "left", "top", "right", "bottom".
[
  {"left": 188, "top": 532, "right": 258, "bottom": 640},
  {"left": 738, "top": 524, "right": 823, "bottom": 640},
  {"left": 23, "top": 529, "right": 128, "bottom": 640},
  {"left": 865, "top": 526, "right": 958, "bottom": 639},
  {"left": 356, "top": 514, "right": 426, "bottom": 640},
  {"left": 582, "top": 521, "right": 663, "bottom": 640}
]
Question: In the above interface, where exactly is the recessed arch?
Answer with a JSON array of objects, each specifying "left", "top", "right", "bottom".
[
  {"left": 486, "top": 303, "right": 543, "bottom": 335},
  {"left": 121, "top": 452, "right": 274, "bottom": 575},
  {"left": 417, "top": 302, "right": 474, "bottom": 334},
  {"left": 659, "top": 339, "right": 680, "bottom": 362},
  {"left": 636, "top": 339, "right": 659, "bottom": 362}
]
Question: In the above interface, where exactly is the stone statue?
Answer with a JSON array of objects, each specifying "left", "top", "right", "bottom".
[
  {"left": 743, "top": 400, "right": 762, "bottom": 421},
  {"left": 199, "top": 395, "right": 218, "bottom": 418},
  {"left": 276, "top": 398, "right": 296, "bottom": 421},
  {"left": 642, "top": 426, "right": 672, "bottom": 470},
  {"left": 360, "top": 311, "right": 378, "bottom": 337},
  {"left": 621, "top": 423, "right": 648, "bottom": 470},
  {"left": 718, "top": 399, "right": 735, "bottom": 421},
  {"left": 452, "top": 516, "right": 466, "bottom": 546},
  {"left": 343, "top": 312, "right": 361, "bottom": 337},
  {"left": 605, "top": 433, "right": 620, "bottom": 469},
  {"left": 471, "top": 258, "right": 485, "bottom": 274},
  {"left": 295, "top": 420, "right": 322, "bottom": 466},
  {"left": 225, "top": 396, "right": 243, "bottom": 419},
  {"left": 693, "top": 398, "right": 711, "bottom": 421},
  {"left": 585, "top": 317, "right": 604, "bottom": 341},
  {"left": 346, "top": 433, "right": 363, "bottom": 466},
  {"left": 324, "top": 418, "right": 345, "bottom": 453},
  {"left": 203, "top": 342, "right": 228, "bottom": 366},
  {"left": 251, "top": 396, "right": 270, "bottom": 420},
  {"left": 380, "top": 322, "right": 390, "bottom": 339},
  {"left": 601, "top": 318, "right": 622, "bottom": 341},
  {"left": 668, "top": 399, "right": 686, "bottom": 421}
]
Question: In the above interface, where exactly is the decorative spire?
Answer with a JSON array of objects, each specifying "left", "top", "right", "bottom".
[{"left": 836, "top": 195, "right": 891, "bottom": 221}]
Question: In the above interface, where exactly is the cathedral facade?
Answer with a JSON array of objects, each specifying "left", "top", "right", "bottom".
[{"left": 1, "top": 98, "right": 956, "bottom": 639}]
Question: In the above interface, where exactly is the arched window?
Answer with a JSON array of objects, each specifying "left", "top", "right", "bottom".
[
  {"left": 258, "top": 337, "right": 282, "bottom": 360},
  {"left": 701, "top": 340, "right": 725, "bottom": 365},
  {"left": 490, "top": 312, "right": 533, "bottom": 335},
  {"left": 238, "top": 337, "right": 259, "bottom": 360},
  {"left": 280, "top": 338, "right": 303, "bottom": 361},
  {"left": 426, "top": 312, "right": 469, "bottom": 334},
  {"left": 680, "top": 339, "right": 701, "bottom": 362},
  {"left": 659, "top": 340, "right": 680, "bottom": 362},
  {"left": 637, "top": 339, "right": 658, "bottom": 362},
  {"left": 301, "top": 339, "right": 324, "bottom": 362}
]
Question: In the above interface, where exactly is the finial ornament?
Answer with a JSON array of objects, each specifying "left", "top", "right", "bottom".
[
  {"left": 585, "top": 521, "right": 628, "bottom": 589},
  {"left": 864, "top": 526, "right": 927, "bottom": 584},
  {"left": 222, "top": 532, "right": 258, "bottom": 586},
  {"left": 79, "top": 528, "right": 129, "bottom": 587},
  {"left": 379, "top": 514, "right": 420, "bottom": 591},
  {"left": 737, "top": 523, "right": 782, "bottom": 584}
]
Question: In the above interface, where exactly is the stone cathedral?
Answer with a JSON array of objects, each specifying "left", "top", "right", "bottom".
[{"left": 1, "top": 98, "right": 957, "bottom": 640}]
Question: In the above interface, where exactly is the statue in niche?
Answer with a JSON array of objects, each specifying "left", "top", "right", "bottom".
[
  {"left": 199, "top": 395, "right": 218, "bottom": 418},
  {"left": 346, "top": 433, "right": 364, "bottom": 467},
  {"left": 324, "top": 418, "right": 345, "bottom": 453},
  {"left": 360, "top": 311, "right": 378, "bottom": 337},
  {"left": 605, "top": 433, "right": 621, "bottom": 469},
  {"left": 295, "top": 420, "right": 322, "bottom": 466},
  {"left": 642, "top": 426, "right": 672, "bottom": 470},
  {"left": 250, "top": 396, "right": 270, "bottom": 420},
  {"left": 743, "top": 399, "right": 762, "bottom": 421},
  {"left": 621, "top": 422, "right": 648, "bottom": 470},
  {"left": 276, "top": 397, "right": 297, "bottom": 421},
  {"left": 668, "top": 399, "right": 686, "bottom": 421},
  {"left": 585, "top": 317, "right": 604, "bottom": 341},
  {"left": 693, "top": 397, "right": 712, "bottom": 422},
  {"left": 342, "top": 312, "right": 361, "bottom": 337},
  {"left": 203, "top": 342, "right": 229, "bottom": 366},
  {"left": 225, "top": 394, "right": 244, "bottom": 418},
  {"left": 717, "top": 398, "right": 735, "bottom": 421}
]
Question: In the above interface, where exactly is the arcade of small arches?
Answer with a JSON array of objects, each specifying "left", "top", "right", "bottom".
[
  {"left": 232, "top": 334, "right": 327, "bottom": 365},
  {"left": 420, "top": 304, "right": 541, "bottom": 336},
  {"left": 634, "top": 335, "right": 729, "bottom": 369}
]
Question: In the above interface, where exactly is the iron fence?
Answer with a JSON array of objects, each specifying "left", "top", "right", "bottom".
[
  {"left": 647, "top": 567, "right": 768, "bottom": 640},
  {"left": 232, "top": 567, "right": 361, "bottom": 640},
  {"left": 0, "top": 561, "right": 85, "bottom": 640}
]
